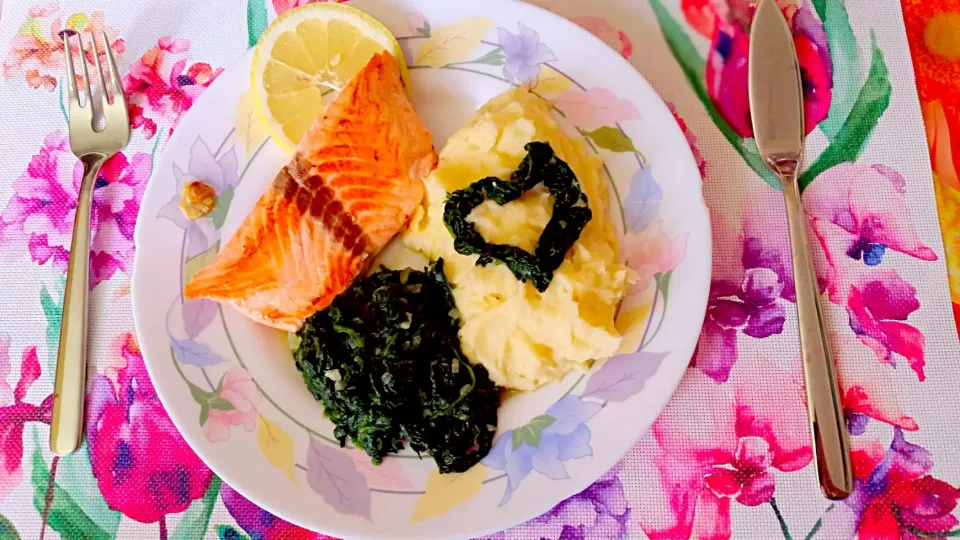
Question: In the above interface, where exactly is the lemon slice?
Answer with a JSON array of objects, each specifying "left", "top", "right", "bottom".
[{"left": 251, "top": 3, "right": 408, "bottom": 152}]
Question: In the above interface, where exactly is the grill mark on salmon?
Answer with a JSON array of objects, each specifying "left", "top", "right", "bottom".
[{"left": 274, "top": 167, "right": 369, "bottom": 256}]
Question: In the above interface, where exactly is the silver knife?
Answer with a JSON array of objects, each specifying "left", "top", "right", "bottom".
[{"left": 748, "top": 0, "right": 853, "bottom": 500}]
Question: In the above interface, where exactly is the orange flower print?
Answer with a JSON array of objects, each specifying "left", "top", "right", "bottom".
[
  {"left": 571, "top": 16, "right": 634, "bottom": 59},
  {"left": 903, "top": 0, "right": 960, "bottom": 104},
  {"left": 2, "top": 6, "right": 124, "bottom": 92},
  {"left": 903, "top": 0, "right": 960, "bottom": 334}
]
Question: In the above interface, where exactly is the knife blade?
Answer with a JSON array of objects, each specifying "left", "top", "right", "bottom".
[
  {"left": 749, "top": 0, "right": 804, "bottom": 161},
  {"left": 748, "top": 0, "right": 853, "bottom": 500}
]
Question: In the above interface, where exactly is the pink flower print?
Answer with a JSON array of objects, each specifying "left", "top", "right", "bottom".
[
  {"left": 0, "top": 339, "right": 14, "bottom": 406},
  {"left": 122, "top": 37, "right": 223, "bottom": 140},
  {"left": 705, "top": 3, "right": 831, "bottom": 137},
  {"left": 498, "top": 23, "right": 556, "bottom": 85},
  {"left": 0, "top": 132, "right": 75, "bottom": 264},
  {"left": 2, "top": 8, "right": 124, "bottom": 92},
  {"left": 805, "top": 163, "right": 937, "bottom": 303},
  {"left": 221, "top": 482, "right": 331, "bottom": 540},
  {"left": 553, "top": 87, "right": 641, "bottom": 131},
  {"left": 846, "top": 270, "right": 925, "bottom": 381},
  {"left": 624, "top": 222, "right": 688, "bottom": 294},
  {"left": 0, "top": 339, "right": 51, "bottom": 500},
  {"left": 219, "top": 368, "right": 259, "bottom": 410},
  {"left": 731, "top": 355, "right": 812, "bottom": 472},
  {"left": 203, "top": 368, "right": 261, "bottom": 443},
  {"left": 86, "top": 334, "right": 213, "bottom": 523},
  {"left": 625, "top": 355, "right": 811, "bottom": 539},
  {"left": 845, "top": 430, "right": 960, "bottom": 539},
  {"left": 792, "top": 4, "right": 833, "bottom": 132},
  {"left": 571, "top": 16, "right": 634, "bottom": 59},
  {"left": 349, "top": 449, "right": 413, "bottom": 489},
  {"left": 832, "top": 332, "right": 917, "bottom": 433},
  {"left": 0, "top": 132, "right": 149, "bottom": 288},
  {"left": 701, "top": 437, "right": 775, "bottom": 506},
  {"left": 706, "top": 20, "right": 753, "bottom": 137},
  {"left": 157, "top": 137, "right": 238, "bottom": 258},
  {"left": 668, "top": 103, "right": 707, "bottom": 179}
]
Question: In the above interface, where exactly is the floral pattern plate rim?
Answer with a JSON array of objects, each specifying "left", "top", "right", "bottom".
[{"left": 130, "top": 0, "right": 711, "bottom": 537}]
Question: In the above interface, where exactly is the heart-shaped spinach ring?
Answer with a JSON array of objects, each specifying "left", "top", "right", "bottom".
[{"left": 442, "top": 141, "right": 592, "bottom": 292}]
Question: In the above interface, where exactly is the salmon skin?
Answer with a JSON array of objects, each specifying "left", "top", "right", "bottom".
[{"left": 184, "top": 52, "right": 438, "bottom": 332}]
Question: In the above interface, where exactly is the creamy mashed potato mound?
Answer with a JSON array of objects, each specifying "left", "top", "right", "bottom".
[{"left": 404, "top": 88, "right": 630, "bottom": 390}]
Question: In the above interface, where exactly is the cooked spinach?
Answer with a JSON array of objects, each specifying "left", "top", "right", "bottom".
[
  {"left": 442, "top": 141, "right": 592, "bottom": 292},
  {"left": 294, "top": 260, "right": 500, "bottom": 473}
]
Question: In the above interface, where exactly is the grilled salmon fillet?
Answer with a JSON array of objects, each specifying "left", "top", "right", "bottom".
[{"left": 184, "top": 52, "right": 438, "bottom": 331}]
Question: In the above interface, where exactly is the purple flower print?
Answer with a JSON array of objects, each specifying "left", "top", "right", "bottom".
[
  {"left": 483, "top": 395, "right": 601, "bottom": 505},
  {"left": 221, "top": 482, "right": 329, "bottom": 540},
  {"left": 716, "top": 267, "right": 787, "bottom": 337},
  {"left": 502, "top": 467, "right": 630, "bottom": 540},
  {"left": 157, "top": 137, "right": 238, "bottom": 258},
  {"left": 695, "top": 206, "right": 794, "bottom": 381},
  {"left": 498, "top": 23, "right": 556, "bottom": 85},
  {"left": 844, "top": 430, "right": 960, "bottom": 539},
  {"left": 697, "top": 263, "right": 787, "bottom": 380},
  {"left": 695, "top": 186, "right": 833, "bottom": 381}
]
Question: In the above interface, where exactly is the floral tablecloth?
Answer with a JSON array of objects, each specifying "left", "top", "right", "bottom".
[{"left": 1, "top": 0, "right": 959, "bottom": 539}]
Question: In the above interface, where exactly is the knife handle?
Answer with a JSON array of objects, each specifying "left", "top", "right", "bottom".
[{"left": 780, "top": 169, "right": 853, "bottom": 500}]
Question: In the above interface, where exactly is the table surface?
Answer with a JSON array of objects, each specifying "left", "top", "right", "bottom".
[{"left": 1, "top": 1, "right": 959, "bottom": 539}]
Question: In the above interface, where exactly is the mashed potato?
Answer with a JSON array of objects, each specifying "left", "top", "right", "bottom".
[{"left": 404, "top": 88, "right": 630, "bottom": 391}]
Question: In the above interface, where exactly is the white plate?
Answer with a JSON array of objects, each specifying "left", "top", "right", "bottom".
[{"left": 132, "top": 0, "right": 710, "bottom": 537}]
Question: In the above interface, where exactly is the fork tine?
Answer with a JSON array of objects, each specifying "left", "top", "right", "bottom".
[
  {"left": 103, "top": 32, "right": 124, "bottom": 105},
  {"left": 61, "top": 32, "right": 79, "bottom": 105},
  {"left": 90, "top": 31, "right": 108, "bottom": 106},
  {"left": 75, "top": 32, "right": 92, "bottom": 107}
]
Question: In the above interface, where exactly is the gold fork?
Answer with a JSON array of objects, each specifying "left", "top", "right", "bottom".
[{"left": 50, "top": 30, "right": 130, "bottom": 456}]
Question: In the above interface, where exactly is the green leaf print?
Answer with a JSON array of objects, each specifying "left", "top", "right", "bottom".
[
  {"left": 209, "top": 186, "right": 234, "bottom": 229},
  {"left": 583, "top": 127, "right": 641, "bottom": 153},
  {"left": 812, "top": 0, "right": 861, "bottom": 141},
  {"left": 52, "top": 443, "right": 122, "bottom": 537},
  {"left": 470, "top": 48, "right": 506, "bottom": 66},
  {"left": 642, "top": 270, "right": 674, "bottom": 348},
  {"left": 511, "top": 415, "right": 556, "bottom": 450},
  {"left": 31, "top": 431, "right": 113, "bottom": 540},
  {"left": 0, "top": 513, "right": 20, "bottom": 540},
  {"left": 39, "top": 283, "right": 62, "bottom": 376},
  {"left": 190, "top": 377, "right": 235, "bottom": 426},
  {"left": 799, "top": 36, "right": 890, "bottom": 191},
  {"left": 184, "top": 243, "right": 220, "bottom": 284},
  {"left": 247, "top": 0, "right": 269, "bottom": 48},
  {"left": 217, "top": 525, "right": 252, "bottom": 540},
  {"left": 171, "top": 477, "right": 222, "bottom": 540}
]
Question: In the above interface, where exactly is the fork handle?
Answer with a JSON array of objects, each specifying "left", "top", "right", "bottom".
[
  {"left": 781, "top": 169, "right": 853, "bottom": 500},
  {"left": 50, "top": 154, "right": 105, "bottom": 456}
]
